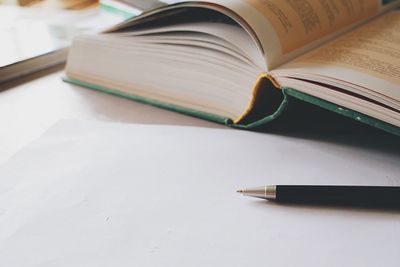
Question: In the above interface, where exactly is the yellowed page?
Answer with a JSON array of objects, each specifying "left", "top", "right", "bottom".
[
  {"left": 275, "top": 11, "right": 400, "bottom": 98},
  {"left": 296, "top": 11, "right": 400, "bottom": 86},
  {"left": 110, "top": 0, "right": 398, "bottom": 70},
  {"left": 187, "top": 0, "right": 399, "bottom": 69},
  {"left": 247, "top": 0, "right": 380, "bottom": 54}
]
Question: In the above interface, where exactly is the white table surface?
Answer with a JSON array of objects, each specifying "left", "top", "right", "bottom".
[
  {"left": 1, "top": 68, "right": 400, "bottom": 267},
  {"left": 0, "top": 69, "right": 220, "bottom": 163},
  {"left": 0, "top": 120, "right": 400, "bottom": 267}
]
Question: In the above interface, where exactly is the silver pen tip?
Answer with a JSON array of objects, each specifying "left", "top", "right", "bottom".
[{"left": 236, "top": 186, "right": 277, "bottom": 200}]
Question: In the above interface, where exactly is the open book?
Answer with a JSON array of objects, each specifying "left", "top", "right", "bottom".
[{"left": 64, "top": 0, "right": 400, "bottom": 135}]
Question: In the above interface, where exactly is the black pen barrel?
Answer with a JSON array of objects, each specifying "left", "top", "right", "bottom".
[{"left": 275, "top": 186, "right": 400, "bottom": 207}]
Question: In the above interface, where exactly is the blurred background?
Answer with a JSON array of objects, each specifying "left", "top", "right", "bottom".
[
  {"left": 0, "top": 0, "right": 180, "bottom": 83},
  {"left": 0, "top": 0, "right": 176, "bottom": 11}
]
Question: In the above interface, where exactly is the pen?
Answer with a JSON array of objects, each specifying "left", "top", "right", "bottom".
[{"left": 237, "top": 185, "right": 400, "bottom": 207}]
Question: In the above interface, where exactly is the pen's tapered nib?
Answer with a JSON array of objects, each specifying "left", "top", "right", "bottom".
[{"left": 237, "top": 186, "right": 277, "bottom": 200}]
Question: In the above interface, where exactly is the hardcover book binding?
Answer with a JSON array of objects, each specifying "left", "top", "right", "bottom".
[
  {"left": 63, "top": 76, "right": 400, "bottom": 136},
  {"left": 64, "top": 0, "right": 400, "bottom": 136}
]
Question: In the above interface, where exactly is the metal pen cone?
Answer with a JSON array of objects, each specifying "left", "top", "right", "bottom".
[{"left": 237, "top": 186, "right": 277, "bottom": 200}]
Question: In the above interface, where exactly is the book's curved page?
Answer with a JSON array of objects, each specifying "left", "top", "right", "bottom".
[
  {"left": 234, "top": 0, "right": 400, "bottom": 68},
  {"left": 107, "top": 0, "right": 400, "bottom": 70},
  {"left": 270, "top": 10, "right": 400, "bottom": 134},
  {"left": 66, "top": 6, "right": 268, "bottom": 122}
]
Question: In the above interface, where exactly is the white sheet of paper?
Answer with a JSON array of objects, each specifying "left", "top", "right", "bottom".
[{"left": 0, "top": 120, "right": 399, "bottom": 266}]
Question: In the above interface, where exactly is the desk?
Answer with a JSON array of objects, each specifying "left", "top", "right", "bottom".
[
  {"left": 1, "top": 68, "right": 400, "bottom": 267},
  {"left": 0, "top": 68, "right": 220, "bottom": 163}
]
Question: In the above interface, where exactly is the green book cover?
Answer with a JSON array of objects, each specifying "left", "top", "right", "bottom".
[{"left": 62, "top": 77, "right": 400, "bottom": 136}]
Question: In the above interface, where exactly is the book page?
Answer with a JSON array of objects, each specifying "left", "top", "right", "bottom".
[
  {"left": 105, "top": 0, "right": 398, "bottom": 70},
  {"left": 193, "top": 0, "right": 399, "bottom": 69},
  {"left": 275, "top": 10, "right": 400, "bottom": 98},
  {"left": 247, "top": 0, "right": 379, "bottom": 54},
  {"left": 248, "top": 0, "right": 400, "bottom": 69}
]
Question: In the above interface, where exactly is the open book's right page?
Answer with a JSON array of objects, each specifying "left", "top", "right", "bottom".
[
  {"left": 270, "top": 10, "right": 400, "bottom": 128},
  {"left": 189, "top": 0, "right": 398, "bottom": 70},
  {"left": 240, "top": 0, "right": 399, "bottom": 69}
]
